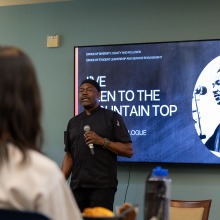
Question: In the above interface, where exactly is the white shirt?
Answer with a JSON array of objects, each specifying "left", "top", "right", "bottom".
[{"left": 0, "top": 143, "right": 82, "bottom": 220}]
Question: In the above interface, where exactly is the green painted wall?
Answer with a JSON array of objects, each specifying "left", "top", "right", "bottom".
[{"left": 0, "top": 1, "right": 220, "bottom": 219}]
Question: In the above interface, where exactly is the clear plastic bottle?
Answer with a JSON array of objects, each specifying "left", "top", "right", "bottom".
[{"left": 144, "top": 166, "right": 171, "bottom": 220}]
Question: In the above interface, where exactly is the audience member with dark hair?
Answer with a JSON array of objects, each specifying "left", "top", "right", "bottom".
[{"left": 0, "top": 46, "right": 82, "bottom": 220}]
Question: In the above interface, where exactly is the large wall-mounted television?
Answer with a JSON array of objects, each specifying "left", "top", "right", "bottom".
[{"left": 74, "top": 40, "right": 220, "bottom": 165}]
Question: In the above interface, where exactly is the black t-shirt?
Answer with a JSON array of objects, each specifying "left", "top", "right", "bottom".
[{"left": 64, "top": 106, "right": 132, "bottom": 190}]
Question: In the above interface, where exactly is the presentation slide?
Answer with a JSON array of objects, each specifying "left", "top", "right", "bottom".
[{"left": 74, "top": 40, "right": 220, "bottom": 164}]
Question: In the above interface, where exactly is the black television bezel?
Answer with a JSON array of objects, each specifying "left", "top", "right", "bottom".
[{"left": 74, "top": 39, "right": 220, "bottom": 166}]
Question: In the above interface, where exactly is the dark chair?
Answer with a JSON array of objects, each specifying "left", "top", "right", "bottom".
[
  {"left": 0, "top": 209, "right": 51, "bottom": 220},
  {"left": 170, "top": 199, "right": 212, "bottom": 220}
]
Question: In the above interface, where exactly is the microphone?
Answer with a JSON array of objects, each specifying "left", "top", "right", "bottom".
[
  {"left": 194, "top": 86, "right": 207, "bottom": 95},
  {"left": 83, "top": 125, "right": 95, "bottom": 155}
]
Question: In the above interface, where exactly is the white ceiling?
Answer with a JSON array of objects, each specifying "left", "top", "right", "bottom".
[{"left": 0, "top": 0, "right": 71, "bottom": 6}]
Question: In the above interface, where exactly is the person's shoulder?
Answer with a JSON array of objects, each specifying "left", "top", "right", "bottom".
[
  {"left": 100, "top": 107, "right": 116, "bottom": 115},
  {"left": 101, "top": 107, "right": 123, "bottom": 117},
  {"left": 68, "top": 112, "right": 84, "bottom": 124},
  {"left": 8, "top": 144, "right": 56, "bottom": 170},
  {"left": 100, "top": 107, "right": 122, "bottom": 118},
  {"left": 215, "top": 124, "right": 220, "bottom": 130},
  {"left": 28, "top": 150, "right": 61, "bottom": 175},
  {"left": 69, "top": 112, "right": 83, "bottom": 120},
  {"left": 28, "top": 150, "right": 67, "bottom": 188},
  {"left": 8, "top": 144, "right": 64, "bottom": 186}
]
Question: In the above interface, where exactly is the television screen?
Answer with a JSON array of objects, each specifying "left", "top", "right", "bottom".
[{"left": 74, "top": 40, "right": 220, "bottom": 164}]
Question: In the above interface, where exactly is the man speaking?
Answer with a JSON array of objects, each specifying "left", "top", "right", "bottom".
[{"left": 61, "top": 79, "right": 133, "bottom": 212}]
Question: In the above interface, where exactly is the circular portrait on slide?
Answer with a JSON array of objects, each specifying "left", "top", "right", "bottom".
[{"left": 192, "top": 56, "right": 220, "bottom": 157}]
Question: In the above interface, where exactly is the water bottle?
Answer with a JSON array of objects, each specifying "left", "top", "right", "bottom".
[{"left": 144, "top": 166, "right": 171, "bottom": 220}]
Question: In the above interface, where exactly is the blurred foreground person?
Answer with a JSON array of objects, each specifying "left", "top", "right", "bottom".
[{"left": 0, "top": 46, "right": 82, "bottom": 220}]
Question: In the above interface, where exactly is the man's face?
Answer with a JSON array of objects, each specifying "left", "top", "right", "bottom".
[
  {"left": 79, "top": 83, "right": 100, "bottom": 109},
  {"left": 212, "top": 69, "right": 220, "bottom": 105}
]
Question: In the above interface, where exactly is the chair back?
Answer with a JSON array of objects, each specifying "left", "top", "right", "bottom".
[
  {"left": 170, "top": 199, "right": 212, "bottom": 220},
  {"left": 0, "top": 209, "right": 51, "bottom": 220}
]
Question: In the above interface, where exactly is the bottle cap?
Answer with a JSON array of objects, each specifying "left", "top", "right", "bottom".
[{"left": 152, "top": 166, "right": 168, "bottom": 177}]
